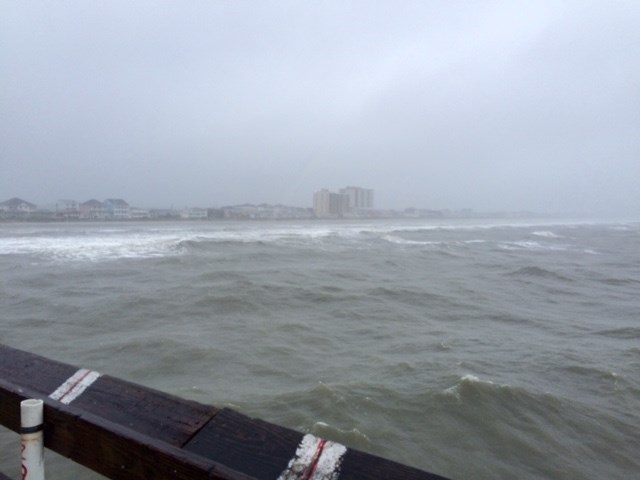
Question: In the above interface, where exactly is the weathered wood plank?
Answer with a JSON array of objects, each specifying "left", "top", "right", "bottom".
[
  {"left": 0, "top": 378, "right": 253, "bottom": 480},
  {"left": 339, "top": 448, "right": 449, "bottom": 480},
  {"left": 0, "top": 344, "right": 78, "bottom": 395},
  {"left": 185, "top": 408, "right": 449, "bottom": 480},
  {"left": 72, "top": 375, "right": 217, "bottom": 446},
  {"left": 184, "top": 408, "right": 303, "bottom": 479},
  {"left": 0, "top": 344, "right": 218, "bottom": 447}
]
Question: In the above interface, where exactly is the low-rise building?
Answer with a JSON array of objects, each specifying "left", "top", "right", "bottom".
[
  {"left": 0, "top": 197, "right": 37, "bottom": 218},
  {"left": 79, "top": 199, "right": 107, "bottom": 220},
  {"left": 104, "top": 199, "right": 131, "bottom": 219},
  {"left": 56, "top": 199, "right": 80, "bottom": 220},
  {"left": 222, "top": 204, "right": 314, "bottom": 220},
  {"left": 129, "top": 208, "right": 150, "bottom": 220},
  {"left": 180, "top": 208, "right": 208, "bottom": 220}
]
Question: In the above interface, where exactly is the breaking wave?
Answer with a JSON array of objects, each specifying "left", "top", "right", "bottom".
[
  {"left": 532, "top": 230, "right": 563, "bottom": 238},
  {"left": 0, "top": 233, "right": 184, "bottom": 262},
  {"left": 498, "top": 240, "right": 568, "bottom": 251}
]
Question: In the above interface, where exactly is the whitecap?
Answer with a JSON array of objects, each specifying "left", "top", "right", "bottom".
[
  {"left": 382, "top": 235, "right": 438, "bottom": 246},
  {"left": 498, "top": 241, "right": 567, "bottom": 251},
  {"left": 532, "top": 230, "right": 563, "bottom": 239},
  {"left": 0, "top": 233, "right": 186, "bottom": 262},
  {"left": 311, "top": 421, "right": 371, "bottom": 444},
  {"left": 441, "top": 374, "right": 495, "bottom": 400}
]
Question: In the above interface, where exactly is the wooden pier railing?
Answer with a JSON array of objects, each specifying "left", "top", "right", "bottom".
[{"left": 0, "top": 344, "right": 450, "bottom": 479}]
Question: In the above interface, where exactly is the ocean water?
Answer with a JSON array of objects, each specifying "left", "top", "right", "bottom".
[{"left": 0, "top": 219, "right": 639, "bottom": 479}]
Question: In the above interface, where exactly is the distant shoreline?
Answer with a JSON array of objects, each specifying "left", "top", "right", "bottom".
[{"left": 0, "top": 212, "right": 611, "bottom": 225}]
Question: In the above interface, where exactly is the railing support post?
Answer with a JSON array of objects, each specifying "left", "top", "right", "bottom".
[{"left": 20, "top": 399, "right": 45, "bottom": 480}]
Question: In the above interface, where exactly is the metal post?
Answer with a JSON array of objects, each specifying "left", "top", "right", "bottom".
[{"left": 20, "top": 399, "right": 45, "bottom": 480}]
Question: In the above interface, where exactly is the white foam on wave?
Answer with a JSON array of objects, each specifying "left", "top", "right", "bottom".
[
  {"left": 382, "top": 235, "right": 441, "bottom": 246},
  {"left": 0, "top": 224, "right": 378, "bottom": 262},
  {"left": 461, "top": 374, "right": 483, "bottom": 383},
  {"left": 311, "top": 421, "right": 371, "bottom": 444},
  {"left": 1, "top": 219, "right": 606, "bottom": 262},
  {"left": 498, "top": 241, "right": 567, "bottom": 251},
  {"left": 382, "top": 235, "right": 487, "bottom": 247},
  {"left": 0, "top": 233, "right": 186, "bottom": 262},
  {"left": 192, "top": 225, "right": 364, "bottom": 244},
  {"left": 441, "top": 374, "right": 498, "bottom": 400},
  {"left": 532, "top": 230, "right": 563, "bottom": 239}
]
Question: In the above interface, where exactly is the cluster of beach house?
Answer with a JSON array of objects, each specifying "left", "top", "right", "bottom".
[
  {"left": 0, "top": 197, "right": 140, "bottom": 220},
  {"left": 0, "top": 197, "right": 211, "bottom": 221},
  {"left": 56, "top": 198, "right": 150, "bottom": 220},
  {"left": 0, "top": 197, "right": 315, "bottom": 221}
]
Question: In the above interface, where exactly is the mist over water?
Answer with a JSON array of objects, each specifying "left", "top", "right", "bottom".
[{"left": 1, "top": 219, "right": 639, "bottom": 479}]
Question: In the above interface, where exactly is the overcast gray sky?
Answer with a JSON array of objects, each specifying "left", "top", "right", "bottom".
[{"left": 1, "top": 1, "right": 639, "bottom": 215}]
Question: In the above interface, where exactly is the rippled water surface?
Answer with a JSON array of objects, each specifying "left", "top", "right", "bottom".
[{"left": 1, "top": 219, "right": 639, "bottom": 479}]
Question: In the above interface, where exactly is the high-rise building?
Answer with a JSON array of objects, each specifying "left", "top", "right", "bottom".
[
  {"left": 313, "top": 189, "right": 349, "bottom": 218},
  {"left": 339, "top": 186, "right": 374, "bottom": 210},
  {"left": 313, "top": 186, "right": 374, "bottom": 217}
]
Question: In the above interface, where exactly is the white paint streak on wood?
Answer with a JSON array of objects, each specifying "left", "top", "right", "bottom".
[
  {"left": 278, "top": 433, "right": 347, "bottom": 480},
  {"left": 313, "top": 440, "right": 348, "bottom": 479},
  {"left": 49, "top": 368, "right": 101, "bottom": 405}
]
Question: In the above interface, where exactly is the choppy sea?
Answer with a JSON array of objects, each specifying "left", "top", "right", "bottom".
[{"left": 1, "top": 218, "right": 639, "bottom": 479}]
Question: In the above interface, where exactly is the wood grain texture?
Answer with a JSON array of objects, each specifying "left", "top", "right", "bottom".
[
  {"left": 0, "top": 343, "right": 218, "bottom": 447},
  {"left": 0, "top": 378, "right": 252, "bottom": 480},
  {"left": 0, "top": 344, "right": 78, "bottom": 395},
  {"left": 185, "top": 408, "right": 450, "bottom": 480},
  {"left": 339, "top": 447, "right": 450, "bottom": 480},
  {"left": 184, "top": 408, "right": 303, "bottom": 479},
  {"left": 71, "top": 374, "right": 218, "bottom": 447}
]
